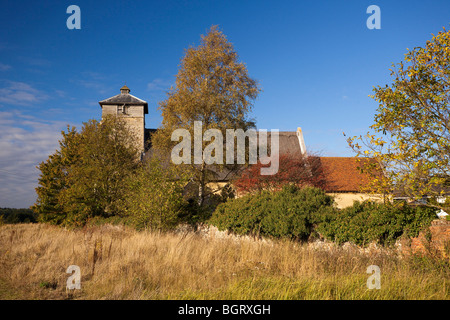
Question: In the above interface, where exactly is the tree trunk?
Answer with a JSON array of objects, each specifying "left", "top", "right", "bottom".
[{"left": 198, "top": 162, "right": 206, "bottom": 206}]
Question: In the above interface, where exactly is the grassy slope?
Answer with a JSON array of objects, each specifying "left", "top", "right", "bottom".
[{"left": 0, "top": 223, "right": 448, "bottom": 300}]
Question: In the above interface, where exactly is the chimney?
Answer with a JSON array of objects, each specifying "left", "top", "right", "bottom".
[{"left": 296, "top": 127, "right": 307, "bottom": 155}]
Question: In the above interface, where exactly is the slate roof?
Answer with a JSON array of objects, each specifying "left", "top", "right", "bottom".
[{"left": 99, "top": 89, "right": 148, "bottom": 114}]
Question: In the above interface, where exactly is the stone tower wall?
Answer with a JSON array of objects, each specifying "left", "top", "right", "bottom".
[{"left": 101, "top": 104, "right": 145, "bottom": 152}]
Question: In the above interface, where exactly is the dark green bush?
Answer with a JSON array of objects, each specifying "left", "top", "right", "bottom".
[
  {"left": 210, "top": 187, "right": 438, "bottom": 246},
  {"left": 0, "top": 208, "right": 38, "bottom": 224},
  {"left": 209, "top": 185, "right": 336, "bottom": 241},
  {"left": 317, "top": 201, "right": 437, "bottom": 246}
]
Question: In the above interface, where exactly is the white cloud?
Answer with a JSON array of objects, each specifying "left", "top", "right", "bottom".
[
  {"left": 77, "top": 79, "right": 109, "bottom": 94},
  {"left": 19, "top": 56, "right": 51, "bottom": 67},
  {"left": 147, "top": 78, "right": 173, "bottom": 92},
  {"left": 0, "top": 81, "right": 48, "bottom": 105},
  {"left": 72, "top": 72, "right": 112, "bottom": 95},
  {"left": 0, "top": 111, "right": 71, "bottom": 208},
  {"left": 0, "top": 63, "right": 11, "bottom": 71}
]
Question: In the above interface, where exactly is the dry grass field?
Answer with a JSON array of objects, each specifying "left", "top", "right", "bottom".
[{"left": 0, "top": 223, "right": 448, "bottom": 300}]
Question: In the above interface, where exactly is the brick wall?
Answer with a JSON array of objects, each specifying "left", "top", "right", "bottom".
[{"left": 407, "top": 219, "right": 450, "bottom": 257}]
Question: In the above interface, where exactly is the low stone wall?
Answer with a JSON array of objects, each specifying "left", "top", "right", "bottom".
[
  {"left": 407, "top": 219, "right": 450, "bottom": 257},
  {"left": 177, "top": 220, "right": 450, "bottom": 258}
]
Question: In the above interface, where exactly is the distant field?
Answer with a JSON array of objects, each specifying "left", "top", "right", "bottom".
[{"left": 0, "top": 223, "right": 448, "bottom": 300}]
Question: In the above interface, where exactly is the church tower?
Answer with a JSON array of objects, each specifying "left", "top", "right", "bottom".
[{"left": 99, "top": 85, "right": 148, "bottom": 152}]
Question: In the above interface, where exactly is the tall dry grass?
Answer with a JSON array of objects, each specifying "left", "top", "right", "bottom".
[{"left": 0, "top": 223, "right": 448, "bottom": 300}]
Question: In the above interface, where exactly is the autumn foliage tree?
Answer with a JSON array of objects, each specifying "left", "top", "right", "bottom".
[
  {"left": 233, "top": 153, "right": 326, "bottom": 194},
  {"left": 151, "top": 25, "right": 260, "bottom": 206},
  {"left": 347, "top": 27, "right": 450, "bottom": 210},
  {"left": 33, "top": 116, "right": 140, "bottom": 226}
]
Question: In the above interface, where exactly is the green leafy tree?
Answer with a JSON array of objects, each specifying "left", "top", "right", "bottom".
[
  {"left": 60, "top": 116, "right": 139, "bottom": 226},
  {"left": 119, "top": 157, "right": 189, "bottom": 231},
  {"left": 152, "top": 25, "right": 260, "bottom": 206},
  {"left": 32, "top": 126, "right": 79, "bottom": 224},
  {"left": 347, "top": 27, "right": 450, "bottom": 210},
  {"left": 33, "top": 116, "right": 139, "bottom": 227}
]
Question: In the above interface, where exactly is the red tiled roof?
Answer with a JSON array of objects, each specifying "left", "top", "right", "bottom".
[{"left": 319, "top": 157, "right": 377, "bottom": 192}]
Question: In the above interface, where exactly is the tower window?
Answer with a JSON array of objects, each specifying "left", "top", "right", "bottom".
[{"left": 117, "top": 105, "right": 127, "bottom": 114}]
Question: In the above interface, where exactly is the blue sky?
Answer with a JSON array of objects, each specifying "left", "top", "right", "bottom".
[{"left": 1, "top": 0, "right": 450, "bottom": 208}]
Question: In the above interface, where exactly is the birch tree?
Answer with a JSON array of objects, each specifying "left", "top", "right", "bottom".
[{"left": 152, "top": 25, "right": 260, "bottom": 206}]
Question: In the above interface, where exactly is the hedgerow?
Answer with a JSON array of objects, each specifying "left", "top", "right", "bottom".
[
  {"left": 209, "top": 186, "right": 438, "bottom": 246},
  {"left": 209, "top": 185, "right": 335, "bottom": 241},
  {"left": 317, "top": 200, "right": 437, "bottom": 246}
]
